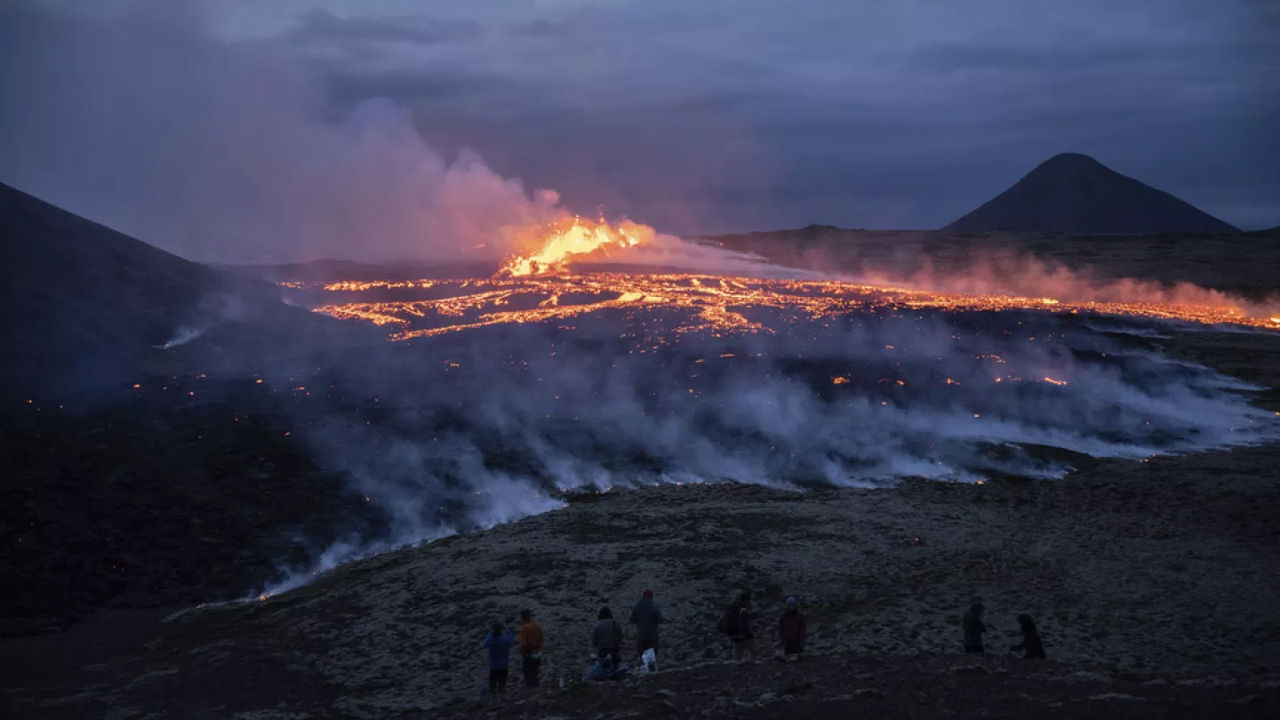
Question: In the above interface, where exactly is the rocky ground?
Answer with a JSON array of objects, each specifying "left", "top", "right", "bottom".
[
  {"left": 0, "top": 384, "right": 386, "bottom": 635},
  {"left": 4, "top": 441, "right": 1279, "bottom": 718}
]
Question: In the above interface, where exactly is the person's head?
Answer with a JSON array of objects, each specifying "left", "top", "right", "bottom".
[
  {"left": 521, "top": 609, "right": 532, "bottom": 622},
  {"left": 738, "top": 590, "right": 752, "bottom": 606},
  {"left": 786, "top": 596, "right": 798, "bottom": 611},
  {"left": 970, "top": 600, "right": 983, "bottom": 615},
  {"left": 642, "top": 589, "right": 653, "bottom": 599},
  {"left": 491, "top": 621, "right": 504, "bottom": 635},
  {"left": 1017, "top": 614, "right": 1035, "bottom": 630},
  {"left": 598, "top": 606, "right": 613, "bottom": 620}
]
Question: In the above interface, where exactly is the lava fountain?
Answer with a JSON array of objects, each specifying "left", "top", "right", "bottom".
[{"left": 499, "top": 215, "right": 656, "bottom": 277}]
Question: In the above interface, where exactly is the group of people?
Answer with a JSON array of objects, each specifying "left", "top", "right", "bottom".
[
  {"left": 482, "top": 609, "right": 544, "bottom": 694},
  {"left": 481, "top": 589, "right": 667, "bottom": 694},
  {"left": 717, "top": 590, "right": 807, "bottom": 661},
  {"left": 483, "top": 591, "right": 1045, "bottom": 694}
]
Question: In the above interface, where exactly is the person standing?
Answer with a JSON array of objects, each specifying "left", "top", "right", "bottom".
[
  {"left": 963, "top": 601, "right": 987, "bottom": 654},
  {"left": 591, "top": 607, "right": 625, "bottom": 670},
  {"left": 483, "top": 621, "right": 517, "bottom": 694},
  {"left": 1011, "top": 614, "right": 1046, "bottom": 659},
  {"left": 629, "top": 589, "right": 665, "bottom": 657},
  {"left": 720, "top": 591, "right": 756, "bottom": 661},
  {"left": 516, "top": 609, "right": 545, "bottom": 687},
  {"left": 778, "top": 596, "right": 807, "bottom": 657}
]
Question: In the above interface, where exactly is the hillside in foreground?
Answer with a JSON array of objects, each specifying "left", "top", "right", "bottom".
[{"left": 5, "top": 435, "right": 1279, "bottom": 718}]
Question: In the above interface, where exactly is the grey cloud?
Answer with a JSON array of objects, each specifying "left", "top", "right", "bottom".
[
  {"left": 3, "top": 0, "right": 1278, "bottom": 252},
  {"left": 509, "top": 18, "right": 569, "bottom": 38},
  {"left": 290, "top": 8, "right": 481, "bottom": 47},
  {"left": 325, "top": 68, "right": 501, "bottom": 105}
]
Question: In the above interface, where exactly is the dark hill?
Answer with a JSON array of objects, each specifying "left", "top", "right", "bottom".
[
  {"left": 945, "top": 153, "right": 1238, "bottom": 234},
  {"left": 0, "top": 182, "right": 366, "bottom": 405}
]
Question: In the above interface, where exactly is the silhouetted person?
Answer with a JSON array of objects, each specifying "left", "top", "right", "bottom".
[
  {"left": 778, "top": 596, "right": 807, "bottom": 657},
  {"left": 592, "top": 606, "right": 624, "bottom": 670},
  {"left": 1011, "top": 614, "right": 1046, "bottom": 659},
  {"left": 963, "top": 601, "right": 986, "bottom": 654},
  {"left": 629, "top": 589, "right": 665, "bottom": 657},
  {"left": 720, "top": 591, "right": 755, "bottom": 660},
  {"left": 483, "top": 621, "right": 517, "bottom": 694},
  {"left": 516, "top": 609, "right": 544, "bottom": 686}
]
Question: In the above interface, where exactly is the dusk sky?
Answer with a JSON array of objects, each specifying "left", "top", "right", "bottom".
[{"left": 1, "top": 0, "right": 1277, "bottom": 261}]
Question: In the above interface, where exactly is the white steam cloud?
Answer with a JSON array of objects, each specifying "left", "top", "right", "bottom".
[{"left": 251, "top": 307, "right": 1279, "bottom": 597}]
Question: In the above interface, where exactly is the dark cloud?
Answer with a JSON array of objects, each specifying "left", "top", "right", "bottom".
[
  {"left": 324, "top": 68, "right": 500, "bottom": 105},
  {"left": 2, "top": 0, "right": 1277, "bottom": 256},
  {"left": 284, "top": 1, "right": 1278, "bottom": 231},
  {"left": 290, "top": 8, "right": 481, "bottom": 47},
  {"left": 509, "top": 18, "right": 569, "bottom": 38}
]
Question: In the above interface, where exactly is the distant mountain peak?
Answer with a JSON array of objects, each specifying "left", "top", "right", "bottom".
[
  {"left": 1040, "top": 151, "right": 1103, "bottom": 166},
  {"left": 945, "top": 153, "right": 1238, "bottom": 234}
]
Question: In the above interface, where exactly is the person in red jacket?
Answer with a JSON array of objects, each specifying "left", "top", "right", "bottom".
[{"left": 778, "top": 596, "right": 807, "bottom": 657}]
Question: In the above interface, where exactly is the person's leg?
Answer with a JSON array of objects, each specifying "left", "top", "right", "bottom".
[
  {"left": 489, "top": 669, "right": 499, "bottom": 695},
  {"left": 531, "top": 657, "right": 541, "bottom": 686},
  {"left": 497, "top": 669, "right": 508, "bottom": 692}
]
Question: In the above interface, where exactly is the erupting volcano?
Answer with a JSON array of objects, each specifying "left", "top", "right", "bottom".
[
  {"left": 296, "top": 217, "right": 1280, "bottom": 341},
  {"left": 500, "top": 215, "right": 656, "bottom": 276}
]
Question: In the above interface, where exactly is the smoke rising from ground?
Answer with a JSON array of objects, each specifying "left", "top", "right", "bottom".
[
  {"left": 847, "top": 251, "right": 1280, "bottom": 320},
  {"left": 253, "top": 306, "right": 1279, "bottom": 596}
]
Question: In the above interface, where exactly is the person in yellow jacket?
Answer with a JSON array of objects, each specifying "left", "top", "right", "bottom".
[{"left": 516, "top": 608, "right": 544, "bottom": 687}]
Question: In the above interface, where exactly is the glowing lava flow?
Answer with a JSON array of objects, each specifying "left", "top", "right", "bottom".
[
  {"left": 304, "top": 271, "right": 1280, "bottom": 340},
  {"left": 500, "top": 216, "right": 651, "bottom": 276}
]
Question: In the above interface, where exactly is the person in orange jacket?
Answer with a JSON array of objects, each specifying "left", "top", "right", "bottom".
[{"left": 516, "top": 608, "right": 544, "bottom": 687}]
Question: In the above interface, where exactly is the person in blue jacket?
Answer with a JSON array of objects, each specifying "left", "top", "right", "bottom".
[{"left": 483, "top": 621, "right": 517, "bottom": 694}]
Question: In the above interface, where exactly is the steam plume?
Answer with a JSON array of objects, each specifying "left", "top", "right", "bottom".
[{"left": 0, "top": 3, "right": 566, "bottom": 263}]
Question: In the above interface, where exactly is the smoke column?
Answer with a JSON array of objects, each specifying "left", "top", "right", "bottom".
[{"left": 0, "top": 2, "right": 569, "bottom": 263}]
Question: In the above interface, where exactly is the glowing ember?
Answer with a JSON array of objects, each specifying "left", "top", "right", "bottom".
[{"left": 500, "top": 216, "right": 651, "bottom": 276}]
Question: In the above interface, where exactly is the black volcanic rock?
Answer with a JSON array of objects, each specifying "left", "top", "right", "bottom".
[
  {"left": 0, "top": 182, "right": 367, "bottom": 405},
  {"left": 945, "top": 153, "right": 1238, "bottom": 234}
]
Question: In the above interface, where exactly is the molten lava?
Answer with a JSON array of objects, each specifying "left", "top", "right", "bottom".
[
  {"left": 305, "top": 271, "right": 1280, "bottom": 341},
  {"left": 500, "top": 216, "right": 651, "bottom": 276},
  {"left": 295, "top": 216, "right": 1280, "bottom": 338}
]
